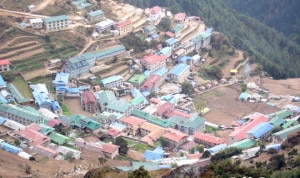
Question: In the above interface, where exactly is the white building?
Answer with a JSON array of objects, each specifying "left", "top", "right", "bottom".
[
  {"left": 149, "top": 6, "right": 161, "bottom": 21},
  {"left": 29, "top": 18, "right": 43, "bottom": 29},
  {"left": 168, "top": 64, "right": 190, "bottom": 83},
  {"left": 43, "top": 15, "right": 69, "bottom": 31},
  {"left": 95, "top": 19, "right": 115, "bottom": 33},
  {"left": 140, "top": 55, "right": 167, "bottom": 73},
  {"left": 100, "top": 75, "right": 123, "bottom": 88}
]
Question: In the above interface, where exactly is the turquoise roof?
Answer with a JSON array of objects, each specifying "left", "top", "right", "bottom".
[
  {"left": 131, "top": 95, "right": 145, "bottom": 106},
  {"left": 282, "top": 120, "right": 297, "bottom": 129},
  {"left": 239, "top": 92, "right": 250, "bottom": 101},
  {"left": 43, "top": 15, "right": 68, "bottom": 23},
  {"left": 169, "top": 115, "right": 205, "bottom": 129},
  {"left": 0, "top": 104, "right": 42, "bottom": 123},
  {"left": 93, "top": 45, "right": 125, "bottom": 60},
  {"left": 229, "top": 139, "right": 255, "bottom": 150},
  {"left": 100, "top": 75, "right": 123, "bottom": 85},
  {"left": 153, "top": 67, "right": 168, "bottom": 77},
  {"left": 7, "top": 83, "right": 31, "bottom": 103},
  {"left": 158, "top": 46, "right": 172, "bottom": 55},
  {"left": 169, "top": 63, "right": 189, "bottom": 76},
  {"left": 273, "top": 124, "right": 300, "bottom": 140},
  {"left": 172, "top": 23, "right": 184, "bottom": 33},
  {"left": 88, "top": 10, "right": 104, "bottom": 17},
  {"left": 269, "top": 116, "right": 285, "bottom": 126},
  {"left": 131, "top": 109, "right": 170, "bottom": 128}
]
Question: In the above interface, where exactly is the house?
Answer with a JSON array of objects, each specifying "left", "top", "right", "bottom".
[
  {"left": 27, "top": 4, "right": 35, "bottom": 11},
  {"left": 100, "top": 75, "right": 123, "bottom": 88},
  {"left": 29, "top": 18, "right": 43, "bottom": 29},
  {"left": 153, "top": 67, "right": 168, "bottom": 84},
  {"left": 230, "top": 69, "right": 238, "bottom": 75},
  {"left": 246, "top": 122, "right": 274, "bottom": 140},
  {"left": 0, "top": 59, "right": 10, "bottom": 73},
  {"left": 156, "top": 101, "right": 174, "bottom": 117},
  {"left": 102, "top": 143, "right": 120, "bottom": 159},
  {"left": 1, "top": 142, "right": 21, "bottom": 154},
  {"left": 120, "top": 116, "right": 146, "bottom": 135},
  {"left": 168, "top": 64, "right": 190, "bottom": 83},
  {"left": 171, "top": 23, "right": 184, "bottom": 37},
  {"left": 182, "top": 42, "right": 195, "bottom": 55},
  {"left": 93, "top": 45, "right": 125, "bottom": 61},
  {"left": 30, "top": 84, "right": 52, "bottom": 110},
  {"left": 140, "top": 74, "right": 160, "bottom": 92},
  {"left": 165, "top": 38, "right": 179, "bottom": 50},
  {"left": 87, "top": 10, "right": 104, "bottom": 22},
  {"left": 43, "top": 15, "right": 69, "bottom": 31},
  {"left": 0, "top": 74, "right": 6, "bottom": 89},
  {"left": 149, "top": 6, "right": 161, "bottom": 21},
  {"left": 53, "top": 72, "right": 69, "bottom": 95},
  {"left": 194, "top": 132, "right": 225, "bottom": 147},
  {"left": 95, "top": 90, "right": 133, "bottom": 116},
  {"left": 128, "top": 74, "right": 147, "bottom": 87},
  {"left": 49, "top": 132, "right": 70, "bottom": 145},
  {"left": 71, "top": 114, "right": 102, "bottom": 132},
  {"left": 130, "top": 95, "right": 147, "bottom": 109},
  {"left": 95, "top": 19, "right": 115, "bottom": 33},
  {"left": 192, "top": 28, "right": 212, "bottom": 50},
  {"left": 131, "top": 109, "right": 170, "bottom": 128},
  {"left": 168, "top": 115, "right": 205, "bottom": 135},
  {"left": 113, "top": 19, "right": 132, "bottom": 36},
  {"left": 229, "top": 114, "right": 269, "bottom": 144},
  {"left": 72, "top": 0, "right": 92, "bottom": 10},
  {"left": 140, "top": 122, "right": 164, "bottom": 142},
  {"left": 0, "top": 104, "right": 44, "bottom": 126},
  {"left": 178, "top": 56, "right": 193, "bottom": 65},
  {"left": 140, "top": 55, "right": 166, "bottom": 73},
  {"left": 81, "top": 91, "right": 97, "bottom": 113},
  {"left": 143, "top": 146, "right": 164, "bottom": 161},
  {"left": 33, "top": 145, "right": 58, "bottom": 158},
  {"left": 144, "top": 25, "right": 157, "bottom": 36},
  {"left": 15, "top": 124, "right": 51, "bottom": 146},
  {"left": 239, "top": 92, "right": 250, "bottom": 101},
  {"left": 173, "top": 48, "right": 186, "bottom": 60},
  {"left": 207, "top": 144, "right": 228, "bottom": 155},
  {"left": 47, "top": 119, "right": 65, "bottom": 128},
  {"left": 175, "top": 13, "right": 186, "bottom": 23},
  {"left": 157, "top": 46, "right": 172, "bottom": 58},
  {"left": 63, "top": 53, "right": 94, "bottom": 78},
  {"left": 162, "top": 128, "right": 188, "bottom": 148},
  {"left": 273, "top": 124, "right": 300, "bottom": 142}
]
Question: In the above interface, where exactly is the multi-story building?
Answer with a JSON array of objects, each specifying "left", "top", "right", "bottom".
[
  {"left": 169, "top": 115, "right": 205, "bottom": 135},
  {"left": 95, "top": 19, "right": 115, "bottom": 33},
  {"left": 30, "top": 83, "right": 52, "bottom": 110},
  {"left": 0, "top": 59, "right": 10, "bottom": 73},
  {"left": 162, "top": 128, "right": 188, "bottom": 148},
  {"left": 113, "top": 19, "right": 132, "bottom": 36},
  {"left": 87, "top": 10, "right": 104, "bottom": 22},
  {"left": 194, "top": 132, "right": 225, "bottom": 147},
  {"left": 81, "top": 91, "right": 97, "bottom": 113},
  {"left": 140, "top": 55, "right": 166, "bottom": 73},
  {"left": 175, "top": 13, "right": 186, "bottom": 23},
  {"left": 100, "top": 75, "right": 123, "bottom": 88},
  {"left": 0, "top": 104, "right": 44, "bottom": 126},
  {"left": 144, "top": 25, "right": 157, "bottom": 36},
  {"left": 192, "top": 28, "right": 213, "bottom": 50},
  {"left": 43, "top": 15, "right": 69, "bottom": 31},
  {"left": 168, "top": 64, "right": 190, "bottom": 83},
  {"left": 149, "top": 6, "right": 161, "bottom": 22}
]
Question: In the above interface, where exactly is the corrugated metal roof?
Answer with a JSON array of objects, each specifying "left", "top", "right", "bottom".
[
  {"left": 0, "top": 74, "right": 6, "bottom": 87},
  {"left": 128, "top": 74, "right": 146, "bottom": 85},
  {"left": 0, "top": 104, "right": 42, "bottom": 123},
  {"left": 87, "top": 10, "right": 104, "bottom": 17},
  {"left": 43, "top": 15, "right": 68, "bottom": 23},
  {"left": 229, "top": 139, "right": 255, "bottom": 150},
  {"left": 169, "top": 63, "right": 189, "bottom": 76},
  {"left": 246, "top": 122, "right": 273, "bottom": 138},
  {"left": 100, "top": 75, "right": 123, "bottom": 85},
  {"left": 273, "top": 124, "right": 300, "bottom": 140},
  {"left": 131, "top": 109, "right": 170, "bottom": 128},
  {"left": 207, "top": 144, "right": 228, "bottom": 154},
  {"left": 153, "top": 67, "right": 168, "bottom": 77},
  {"left": 93, "top": 45, "right": 125, "bottom": 60}
]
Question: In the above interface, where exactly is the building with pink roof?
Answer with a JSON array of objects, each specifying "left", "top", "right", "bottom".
[
  {"left": 81, "top": 91, "right": 97, "bottom": 113},
  {"left": 113, "top": 19, "right": 132, "bottom": 36},
  {"left": 175, "top": 13, "right": 186, "bottom": 23},
  {"left": 229, "top": 114, "right": 268, "bottom": 144},
  {"left": 140, "top": 74, "right": 161, "bottom": 91},
  {"left": 0, "top": 59, "right": 10, "bottom": 73},
  {"left": 140, "top": 55, "right": 166, "bottom": 73},
  {"left": 162, "top": 128, "right": 188, "bottom": 148},
  {"left": 149, "top": 6, "right": 161, "bottom": 21},
  {"left": 15, "top": 126, "right": 51, "bottom": 146},
  {"left": 194, "top": 132, "right": 225, "bottom": 147}
]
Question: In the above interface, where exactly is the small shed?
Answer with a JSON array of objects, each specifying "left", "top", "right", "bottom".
[{"left": 239, "top": 92, "right": 250, "bottom": 101}]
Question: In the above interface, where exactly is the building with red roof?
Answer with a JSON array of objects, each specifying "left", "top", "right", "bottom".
[
  {"left": 165, "top": 31, "right": 175, "bottom": 38},
  {"left": 164, "top": 109, "right": 190, "bottom": 119},
  {"left": 175, "top": 13, "right": 186, "bottom": 23},
  {"left": 81, "top": 91, "right": 97, "bottom": 113},
  {"left": 162, "top": 128, "right": 188, "bottom": 148},
  {"left": 156, "top": 101, "right": 174, "bottom": 117},
  {"left": 47, "top": 119, "right": 66, "bottom": 128},
  {"left": 149, "top": 6, "right": 161, "bottom": 21},
  {"left": 33, "top": 145, "right": 58, "bottom": 158},
  {"left": 0, "top": 59, "right": 10, "bottom": 73},
  {"left": 113, "top": 19, "right": 132, "bottom": 36},
  {"left": 140, "top": 55, "right": 166, "bottom": 73},
  {"left": 140, "top": 74, "right": 160, "bottom": 91},
  {"left": 102, "top": 143, "right": 120, "bottom": 159},
  {"left": 194, "top": 132, "right": 225, "bottom": 147},
  {"left": 15, "top": 126, "right": 51, "bottom": 146},
  {"left": 229, "top": 114, "right": 268, "bottom": 144},
  {"left": 107, "top": 128, "right": 121, "bottom": 138}
]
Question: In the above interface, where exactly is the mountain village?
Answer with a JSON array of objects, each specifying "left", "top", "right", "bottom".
[{"left": 0, "top": 0, "right": 299, "bottom": 177}]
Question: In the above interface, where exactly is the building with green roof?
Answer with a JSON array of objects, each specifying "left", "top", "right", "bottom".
[
  {"left": 49, "top": 132, "right": 70, "bottom": 145},
  {"left": 43, "top": 15, "right": 69, "bottom": 31},
  {"left": 131, "top": 109, "right": 170, "bottom": 128},
  {"left": 229, "top": 139, "right": 255, "bottom": 150},
  {"left": 130, "top": 95, "right": 146, "bottom": 108},
  {"left": 93, "top": 45, "right": 125, "bottom": 61},
  {"left": 70, "top": 114, "right": 102, "bottom": 131},
  {"left": 282, "top": 120, "right": 297, "bottom": 129},
  {"left": 273, "top": 124, "right": 300, "bottom": 141},
  {"left": 168, "top": 115, "right": 205, "bottom": 135},
  {"left": 269, "top": 116, "right": 285, "bottom": 126},
  {"left": 87, "top": 10, "right": 104, "bottom": 21},
  {"left": 0, "top": 104, "right": 43, "bottom": 126},
  {"left": 7, "top": 83, "right": 32, "bottom": 105},
  {"left": 95, "top": 90, "right": 133, "bottom": 116},
  {"left": 39, "top": 124, "right": 55, "bottom": 135},
  {"left": 128, "top": 74, "right": 147, "bottom": 87}
]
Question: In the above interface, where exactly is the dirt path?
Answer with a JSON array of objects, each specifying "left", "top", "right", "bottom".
[
  {"left": 33, "top": 0, "right": 56, "bottom": 12},
  {"left": 9, "top": 47, "right": 45, "bottom": 61},
  {"left": 222, "top": 50, "right": 243, "bottom": 78},
  {"left": 0, "top": 44, "right": 44, "bottom": 59},
  {"left": 0, "top": 8, "right": 49, "bottom": 18},
  {"left": 100, "top": 65, "right": 129, "bottom": 78},
  {"left": 0, "top": 35, "right": 35, "bottom": 48}
]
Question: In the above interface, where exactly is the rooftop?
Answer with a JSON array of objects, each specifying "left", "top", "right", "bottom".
[
  {"left": 93, "top": 45, "right": 125, "bottom": 59},
  {"left": 102, "top": 143, "right": 119, "bottom": 154},
  {"left": 168, "top": 115, "right": 205, "bottom": 129},
  {"left": 131, "top": 109, "right": 170, "bottom": 128},
  {"left": 165, "top": 38, "right": 178, "bottom": 46},
  {"left": 120, "top": 116, "right": 146, "bottom": 126},
  {"left": 53, "top": 72, "right": 69, "bottom": 85},
  {"left": 0, "top": 59, "right": 9, "bottom": 65},
  {"left": 140, "top": 74, "right": 160, "bottom": 90},
  {"left": 141, "top": 54, "right": 166, "bottom": 65},
  {"left": 130, "top": 95, "right": 146, "bottom": 106},
  {"left": 175, "top": 13, "right": 186, "bottom": 21},
  {"left": 246, "top": 122, "right": 273, "bottom": 139},
  {"left": 82, "top": 91, "right": 96, "bottom": 104},
  {"left": 273, "top": 124, "right": 300, "bottom": 140},
  {"left": 0, "top": 104, "right": 42, "bottom": 123},
  {"left": 100, "top": 75, "right": 123, "bottom": 85},
  {"left": 158, "top": 46, "right": 172, "bottom": 55},
  {"left": 169, "top": 63, "right": 189, "bottom": 76},
  {"left": 87, "top": 10, "right": 104, "bottom": 17},
  {"left": 128, "top": 74, "right": 147, "bottom": 85},
  {"left": 153, "top": 67, "right": 168, "bottom": 77},
  {"left": 114, "top": 19, "right": 131, "bottom": 28},
  {"left": 229, "top": 139, "right": 255, "bottom": 150},
  {"left": 95, "top": 19, "right": 115, "bottom": 28},
  {"left": 150, "top": 6, "right": 161, "bottom": 14},
  {"left": 163, "top": 128, "right": 188, "bottom": 143},
  {"left": 43, "top": 15, "right": 68, "bottom": 23},
  {"left": 194, "top": 132, "right": 225, "bottom": 145}
]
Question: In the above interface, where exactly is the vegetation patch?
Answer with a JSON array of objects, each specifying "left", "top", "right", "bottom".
[
  {"left": 11, "top": 75, "right": 32, "bottom": 98},
  {"left": 61, "top": 104, "right": 72, "bottom": 117}
]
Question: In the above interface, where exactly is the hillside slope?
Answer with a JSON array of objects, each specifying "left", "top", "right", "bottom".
[
  {"left": 225, "top": 0, "right": 300, "bottom": 44},
  {"left": 118, "top": 0, "right": 300, "bottom": 79}
]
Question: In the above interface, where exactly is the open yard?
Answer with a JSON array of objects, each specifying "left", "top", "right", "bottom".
[
  {"left": 63, "top": 97, "right": 93, "bottom": 117},
  {"left": 261, "top": 77, "right": 300, "bottom": 96},
  {"left": 196, "top": 84, "right": 278, "bottom": 127}
]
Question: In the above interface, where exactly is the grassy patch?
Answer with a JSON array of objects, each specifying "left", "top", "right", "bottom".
[
  {"left": 38, "top": 156, "right": 49, "bottom": 164},
  {"left": 116, "top": 155, "right": 136, "bottom": 161},
  {"left": 124, "top": 138, "right": 136, "bottom": 147},
  {"left": 11, "top": 75, "right": 32, "bottom": 98},
  {"left": 61, "top": 104, "right": 72, "bottom": 116},
  {"left": 205, "top": 125, "right": 220, "bottom": 133},
  {"left": 131, "top": 142, "right": 152, "bottom": 153}
]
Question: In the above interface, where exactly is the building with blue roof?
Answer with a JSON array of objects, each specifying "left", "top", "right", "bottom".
[
  {"left": 1, "top": 142, "right": 20, "bottom": 154},
  {"left": 100, "top": 75, "right": 123, "bottom": 88},
  {"left": 65, "top": 88, "right": 80, "bottom": 97},
  {"left": 31, "top": 84, "right": 52, "bottom": 110},
  {"left": 53, "top": 72, "right": 69, "bottom": 87},
  {"left": 72, "top": 0, "right": 92, "bottom": 10},
  {"left": 153, "top": 67, "right": 168, "bottom": 77},
  {"left": 143, "top": 146, "right": 165, "bottom": 160},
  {"left": 87, "top": 10, "right": 104, "bottom": 21},
  {"left": 0, "top": 74, "right": 6, "bottom": 89},
  {"left": 168, "top": 64, "right": 190, "bottom": 83},
  {"left": 143, "top": 70, "right": 151, "bottom": 77},
  {"left": 0, "top": 93, "right": 8, "bottom": 103},
  {"left": 43, "top": 15, "right": 69, "bottom": 30},
  {"left": 51, "top": 101, "right": 61, "bottom": 113},
  {"left": 239, "top": 92, "right": 250, "bottom": 101},
  {"left": 157, "top": 46, "right": 172, "bottom": 58},
  {"left": 144, "top": 25, "right": 157, "bottom": 36},
  {"left": 0, "top": 116, "right": 6, "bottom": 125},
  {"left": 178, "top": 56, "right": 193, "bottom": 65},
  {"left": 207, "top": 144, "right": 228, "bottom": 154},
  {"left": 165, "top": 38, "right": 179, "bottom": 49},
  {"left": 93, "top": 45, "right": 125, "bottom": 61},
  {"left": 246, "top": 122, "right": 274, "bottom": 140}
]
